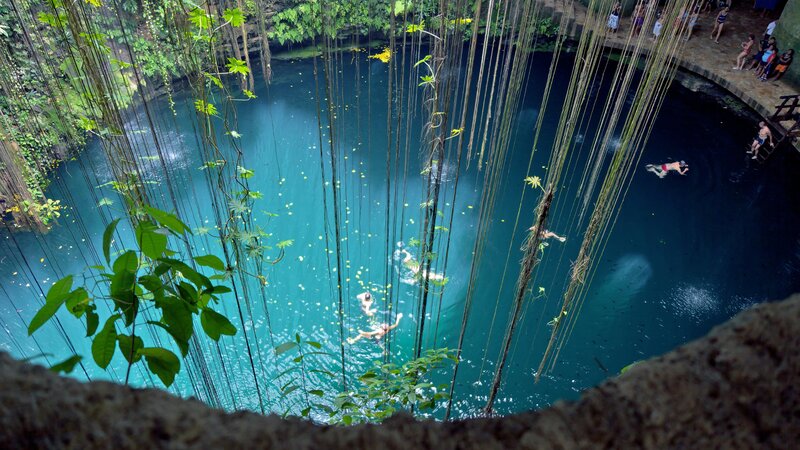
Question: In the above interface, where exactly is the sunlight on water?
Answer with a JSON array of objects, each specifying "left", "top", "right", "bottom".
[{"left": 665, "top": 284, "right": 719, "bottom": 322}]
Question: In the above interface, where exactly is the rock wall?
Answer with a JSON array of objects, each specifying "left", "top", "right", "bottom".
[
  {"left": 775, "top": 0, "right": 800, "bottom": 88},
  {"left": 1, "top": 294, "right": 799, "bottom": 449}
]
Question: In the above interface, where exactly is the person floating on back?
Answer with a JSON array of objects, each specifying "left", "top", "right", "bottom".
[
  {"left": 645, "top": 161, "right": 688, "bottom": 178},
  {"left": 748, "top": 121, "right": 773, "bottom": 159},
  {"left": 346, "top": 313, "right": 403, "bottom": 344}
]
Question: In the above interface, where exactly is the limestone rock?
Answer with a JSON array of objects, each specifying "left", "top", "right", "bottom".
[{"left": 0, "top": 295, "right": 798, "bottom": 449}]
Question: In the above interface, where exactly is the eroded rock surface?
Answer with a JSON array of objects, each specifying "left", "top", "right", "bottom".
[{"left": 1, "top": 295, "right": 798, "bottom": 449}]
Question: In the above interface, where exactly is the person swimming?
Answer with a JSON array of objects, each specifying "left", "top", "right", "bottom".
[
  {"left": 528, "top": 227, "right": 567, "bottom": 242},
  {"left": 396, "top": 244, "right": 445, "bottom": 283},
  {"left": 357, "top": 291, "right": 376, "bottom": 317},
  {"left": 346, "top": 313, "right": 403, "bottom": 344},
  {"left": 645, "top": 161, "right": 688, "bottom": 178}
]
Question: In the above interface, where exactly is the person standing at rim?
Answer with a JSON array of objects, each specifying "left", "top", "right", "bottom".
[
  {"left": 733, "top": 34, "right": 756, "bottom": 70},
  {"left": 710, "top": 7, "right": 729, "bottom": 44},
  {"left": 748, "top": 122, "right": 773, "bottom": 159},
  {"left": 607, "top": 2, "right": 621, "bottom": 34},
  {"left": 764, "top": 19, "right": 778, "bottom": 40}
]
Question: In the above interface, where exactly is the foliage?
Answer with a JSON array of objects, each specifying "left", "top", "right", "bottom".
[
  {"left": 27, "top": 206, "right": 237, "bottom": 387},
  {"left": 272, "top": 335, "right": 456, "bottom": 423},
  {"left": 268, "top": 0, "right": 393, "bottom": 45},
  {"left": 368, "top": 48, "right": 391, "bottom": 64},
  {"left": 524, "top": 175, "right": 543, "bottom": 190},
  {"left": 334, "top": 348, "right": 457, "bottom": 423},
  {"left": 5, "top": 199, "right": 62, "bottom": 226}
]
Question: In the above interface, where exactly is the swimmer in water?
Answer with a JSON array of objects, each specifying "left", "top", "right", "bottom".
[
  {"left": 347, "top": 313, "right": 403, "bottom": 344},
  {"left": 397, "top": 246, "right": 445, "bottom": 282},
  {"left": 645, "top": 161, "right": 688, "bottom": 178},
  {"left": 528, "top": 227, "right": 567, "bottom": 242},
  {"left": 357, "top": 291, "right": 376, "bottom": 317}
]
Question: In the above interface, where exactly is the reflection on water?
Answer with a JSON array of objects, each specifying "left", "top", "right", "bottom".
[
  {"left": 664, "top": 284, "right": 719, "bottom": 322},
  {"left": 591, "top": 254, "right": 652, "bottom": 310}
]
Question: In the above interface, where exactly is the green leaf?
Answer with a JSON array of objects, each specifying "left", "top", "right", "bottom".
[
  {"left": 65, "top": 288, "right": 90, "bottom": 317},
  {"left": 406, "top": 22, "right": 425, "bottom": 33},
  {"left": 309, "top": 389, "right": 324, "bottom": 397},
  {"left": 176, "top": 281, "right": 198, "bottom": 305},
  {"left": 85, "top": 308, "right": 99, "bottom": 337},
  {"left": 209, "top": 285, "right": 231, "bottom": 295},
  {"left": 138, "top": 347, "right": 180, "bottom": 387},
  {"left": 113, "top": 249, "right": 139, "bottom": 273},
  {"left": 222, "top": 7, "right": 245, "bottom": 27},
  {"left": 136, "top": 221, "right": 168, "bottom": 259},
  {"left": 117, "top": 334, "right": 144, "bottom": 363},
  {"left": 275, "top": 341, "right": 298, "bottom": 356},
  {"left": 194, "top": 100, "right": 218, "bottom": 116},
  {"left": 524, "top": 175, "right": 542, "bottom": 190},
  {"left": 92, "top": 314, "right": 120, "bottom": 368},
  {"left": 110, "top": 251, "right": 139, "bottom": 326},
  {"left": 158, "top": 295, "right": 194, "bottom": 343},
  {"left": 28, "top": 276, "right": 73, "bottom": 335},
  {"left": 194, "top": 254, "right": 225, "bottom": 272},
  {"left": 236, "top": 166, "right": 254, "bottom": 179},
  {"left": 147, "top": 321, "right": 189, "bottom": 357},
  {"left": 200, "top": 308, "right": 237, "bottom": 341},
  {"left": 102, "top": 218, "right": 121, "bottom": 265},
  {"left": 188, "top": 8, "right": 213, "bottom": 30},
  {"left": 276, "top": 240, "right": 294, "bottom": 249},
  {"left": 138, "top": 274, "right": 165, "bottom": 294},
  {"left": 38, "top": 12, "right": 61, "bottom": 27},
  {"left": 226, "top": 57, "right": 250, "bottom": 76},
  {"left": 143, "top": 206, "right": 191, "bottom": 235},
  {"left": 159, "top": 258, "right": 212, "bottom": 290},
  {"left": 50, "top": 355, "right": 83, "bottom": 374},
  {"left": 306, "top": 340, "right": 322, "bottom": 349},
  {"left": 204, "top": 72, "right": 223, "bottom": 88},
  {"left": 414, "top": 54, "right": 431, "bottom": 68}
]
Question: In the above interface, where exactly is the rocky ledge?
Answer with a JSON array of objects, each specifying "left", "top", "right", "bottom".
[{"left": 0, "top": 294, "right": 798, "bottom": 449}]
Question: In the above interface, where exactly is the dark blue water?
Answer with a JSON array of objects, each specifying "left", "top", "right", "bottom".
[{"left": 0, "top": 50, "right": 798, "bottom": 418}]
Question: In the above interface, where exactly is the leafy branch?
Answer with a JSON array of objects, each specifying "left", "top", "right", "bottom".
[{"left": 28, "top": 205, "right": 237, "bottom": 387}]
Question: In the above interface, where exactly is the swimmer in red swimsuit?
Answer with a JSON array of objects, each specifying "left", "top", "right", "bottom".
[{"left": 645, "top": 161, "right": 688, "bottom": 178}]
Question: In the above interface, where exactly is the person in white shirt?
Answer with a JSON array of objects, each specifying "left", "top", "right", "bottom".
[{"left": 765, "top": 20, "right": 777, "bottom": 39}]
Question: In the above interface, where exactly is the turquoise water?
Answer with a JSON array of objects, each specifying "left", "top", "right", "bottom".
[{"left": 1, "top": 50, "right": 799, "bottom": 418}]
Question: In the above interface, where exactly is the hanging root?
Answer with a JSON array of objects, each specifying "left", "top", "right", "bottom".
[{"left": 483, "top": 185, "right": 554, "bottom": 414}]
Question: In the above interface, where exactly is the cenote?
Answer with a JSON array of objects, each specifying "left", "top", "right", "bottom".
[{"left": 1, "top": 3, "right": 799, "bottom": 424}]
